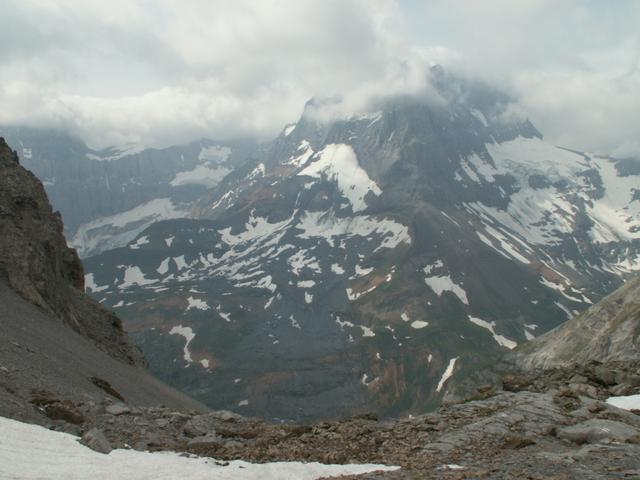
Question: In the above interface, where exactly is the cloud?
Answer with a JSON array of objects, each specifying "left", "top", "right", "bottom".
[
  {"left": 1, "top": 0, "right": 441, "bottom": 147},
  {"left": 406, "top": 0, "right": 640, "bottom": 156},
  {"left": 0, "top": 0, "right": 638, "bottom": 156}
]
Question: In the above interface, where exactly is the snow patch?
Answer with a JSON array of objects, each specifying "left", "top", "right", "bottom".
[
  {"left": 157, "top": 258, "right": 170, "bottom": 275},
  {"left": 296, "top": 211, "right": 410, "bottom": 251},
  {"left": 436, "top": 358, "right": 458, "bottom": 392},
  {"left": 173, "top": 256, "right": 189, "bottom": 271},
  {"left": 0, "top": 416, "right": 397, "bottom": 480},
  {"left": 424, "top": 272, "right": 469, "bottom": 305},
  {"left": 71, "top": 199, "right": 186, "bottom": 258},
  {"left": 186, "top": 296, "right": 210, "bottom": 311},
  {"left": 169, "top": 325, "right": 195, "bottom": 364},
  {"left": 298, "top": 144, "right": 381, "bottom": 212},
  {"left": 410, "top": 320, "right": 429, "bottom": 329},
  {"left": 129, "top": 236, "right": 149, "bottom": 250},
  {"left": 331, "top": 264, "right": 345, "bottom": 275},
  {"left": 85, "top": 273, "right": 109, "bottom": 293},
  {"left": 468, "top": 316, "right": 517, "bottom": 349},
  {"left": 216, "top": 305, "right": 232, "bottom": 323},
  {"left": 247, "top": 163, "right": 266, "bottom": 180},
  {"left": 283, "top": 124, "right": 296, "bottom": 136},
  {"left": 360, "top": 326, "right": 375, "bottom": 337},
  {"left": 606, "top": 394, "right": 640, "bottom": 411},
  {"left": 170, "top": 164, "right": 231, "bottom": 188},
  {"left": 199, "top": 145, "right": 231, "bottom": 162},
  {"left": 286, "top": 141, "right": 314, "bottom": 167},
  {"left": 86, "top": 143, "right": 145, "bottom": 161},
  {"left": 290, "top": 315, "right": 301, "bottom": 329},
  {"left": 120, "top": 266, "right": 157, "bottom": 289}
]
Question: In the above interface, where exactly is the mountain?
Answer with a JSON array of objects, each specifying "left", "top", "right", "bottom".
[
  {"left": 44, "top": 69, "right": 640, "bottom": 420},
  {"left": 0, "top": 137, "right": 204, "bottom": 424},
  {"left": 510, "top": 276, "right": 640, "bottom": 369},
  {"left": 0, "top": 126, "right": 258, "bottom": 257}
]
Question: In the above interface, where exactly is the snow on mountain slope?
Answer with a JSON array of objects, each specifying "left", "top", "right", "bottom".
[
  {"left": 464, "top": 137, "right": 640, "bottom": 250},
  {"left": 170, "top": 146, "right": 233, "bottom": 188},
  {"left": 0, "top": 416, "right": 397, "bottom": 480},
  {"left": 86, "top": 143, "right": 146, "bottom": 161},
  {"left": 71, "top": 198, "right": 188, "bottom": 258},
  {"left": 298, "top": 144, "right": 382, "bottom": 212},
  {"left": 83, "top": 69, "right": 639, "bottom": 420},
  {"left": 0, "top": 127, "right": 258, "bottom": 257}
]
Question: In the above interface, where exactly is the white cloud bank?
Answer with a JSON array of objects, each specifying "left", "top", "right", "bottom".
[{"left": 0, "top": 0, "right": 638, "bottom": 156}]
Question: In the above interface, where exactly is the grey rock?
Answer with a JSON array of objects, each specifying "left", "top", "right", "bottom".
[
  {"left": 80, "top": 428, "right": 112, "bottom": 454},
  {"left": 570, "top": 374, "right": 588, "bottom": 384},
  {"left": 558, "top": 419, "right": 639, "bottom": 444},
  {"left": 593, "top": 366, "right": 616, "bottom": 386},
  {"left": 105, "top": 403, "right": 131, "bottom": 416},
  {"left": 208, "top": 410, "right": 243, "bottom": 422},
  {"left": 627, "top": 375, "right": 640, "bottom": 387},
  {"left": 187, "top": 434, "right": 223, "bottom": 448},
  {"left": 223, "top": 440, "right": 245, "bottom": 449},
  {"left": 609, "top": 383, "right": 635, "bottom": 396},
  {"left": 183, "top": 414, "right": 218, "bottom": 438},
  {"left": 569, "top": 383, "right": 600, "bottom": 399},
  {"left": 155, "top": 418, "right": 169, "bottom": 428}
]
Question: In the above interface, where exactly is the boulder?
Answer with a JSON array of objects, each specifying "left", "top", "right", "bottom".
[
  {"left": 183, "top": 414, "right": 217, "bottom": 438},
  {"left": 80, "top": 428, "right": 112, "bottom": 454},
  {"left": 558, "top": 419, "right": 639, "bottom": 445},
  {"left": 187, "top": 434, "right": 224, "bottom": 449},
  {"left": 208, "top": 410, "right": 243, "bottom": 422},
  {"left": 105, "top": 402, "right": 130, "bottom": 416},
  {"left": 44, "top": 401, "right": 85, "bottom": 425}
]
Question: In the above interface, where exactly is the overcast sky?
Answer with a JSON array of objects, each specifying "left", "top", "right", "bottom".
[{"left": 0, "top": 0, "right": 638, "bottom": 156}]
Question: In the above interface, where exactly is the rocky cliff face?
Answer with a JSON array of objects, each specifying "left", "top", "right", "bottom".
[
  {"left": 511, "top": 276, "right": 640, "bottom": 369},
  {"left": 0, "top": 137, "right": 144, "bottom": 365}
]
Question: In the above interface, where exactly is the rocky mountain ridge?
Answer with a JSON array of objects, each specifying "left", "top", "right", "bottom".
[{"left": 81, "top": 70, "right": 639, "bottom": 420}]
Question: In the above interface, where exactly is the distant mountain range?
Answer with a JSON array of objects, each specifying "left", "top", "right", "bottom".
[
  {"left": 4, "top": 67, "right": 638, "bottom": 420},
  {"left": 2, "top": 129, "right": 639, "bottom": 477},
  {"left": 0, "top": 126, "right": 258, "bottom": 257}
]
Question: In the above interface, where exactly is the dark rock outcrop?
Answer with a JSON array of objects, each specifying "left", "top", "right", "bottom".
[
  {"left": 0, "top": 137, "right": 207, "bottom": 425},
  {"left": 0, "top": 137, "right": 144, "bottom": 365}
]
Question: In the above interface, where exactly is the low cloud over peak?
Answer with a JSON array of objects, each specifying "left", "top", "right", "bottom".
[{"left": 0, "top": 0, "right": 638, "bottom": 156}]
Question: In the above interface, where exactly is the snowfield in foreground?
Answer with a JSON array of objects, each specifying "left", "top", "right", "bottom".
[
  {"left": 606, "top": 394, "right": 640, "bottom": 411},
  {"left": 0, "top": 417, "right": 398, "bottom": 480}
]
